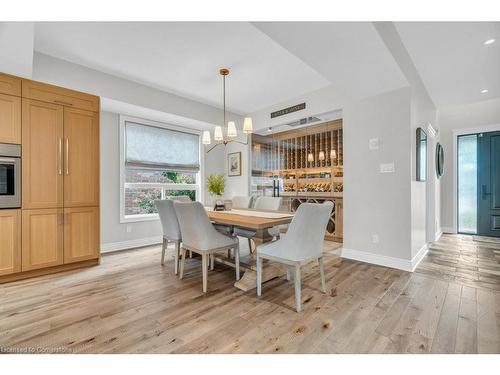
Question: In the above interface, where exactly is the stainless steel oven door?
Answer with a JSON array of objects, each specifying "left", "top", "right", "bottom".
[{"left": 0, "top": 156, "right": 21, "bottom": 208}]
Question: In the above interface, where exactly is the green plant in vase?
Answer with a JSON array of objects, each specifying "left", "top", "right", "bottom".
[{"left": 206, "top": 174, "right": 225, "bottom": 210}]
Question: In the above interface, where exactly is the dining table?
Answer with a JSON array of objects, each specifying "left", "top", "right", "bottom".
[{"left": 206, "top": 207, "right": 294, "bottom": 291}]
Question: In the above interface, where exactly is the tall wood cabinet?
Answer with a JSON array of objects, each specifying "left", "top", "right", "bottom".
[{"left": 0, "top": 72, "right": 100, "bottom": 281}]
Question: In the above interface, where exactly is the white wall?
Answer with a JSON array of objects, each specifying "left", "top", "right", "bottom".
[
  {"left": 343, "top": 88, "right": 413, "bottom": 266},
  {"left": 223, "top": 134, "right": 251, "bottom": 199},
  {"left": 0, "top": 22, "right": 34, "bottom": 78},
  {"left": 246, "top": 84, "right": 354, "bottom": 132},
  {"left": 410, "top": 89, "right": 438, "bottom": 256},
  {"left": 437, "top": 98, "right": 500, "bottom": 232}
]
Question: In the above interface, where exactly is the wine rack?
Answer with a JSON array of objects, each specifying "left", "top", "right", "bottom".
[
  {"left": 251, "top": 119, "right": 343, "bottom": 241},
  {"left": 252, "top": 119, "right": 343, "bottom": 197}
]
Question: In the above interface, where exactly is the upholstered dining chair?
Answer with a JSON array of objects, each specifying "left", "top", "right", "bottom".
[
  {"left": 166, "top": 195, "right": 191, "bottom": 202},
  {"left": 174, "top": 201, "right": 240, "bottom": 293},
  {"left": 234, "top": 196, "right": 283, "bottom": 253},
  {"left": 213, "top": 195, "right": 253, "bottom": 258},
  {"left": 213, "top": 195, "right": 252, "bottom": 235},
  {"left": 256, "top": 202, "right": 333, "bottom": 312},
  {"left": 154, "top": 199, "right": 182, "bottom": 274},
  {"left": 232, "top": 195, "right": 252, "bottom": 209}
]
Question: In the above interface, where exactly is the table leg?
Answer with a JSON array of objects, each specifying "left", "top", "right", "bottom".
[{"left": 233, "top": 228, "right": 285, "bottom": 291}]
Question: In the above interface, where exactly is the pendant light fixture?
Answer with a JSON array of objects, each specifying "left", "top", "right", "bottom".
[{"left": 203, "top": 68, "right": 253, "bottom": 152}]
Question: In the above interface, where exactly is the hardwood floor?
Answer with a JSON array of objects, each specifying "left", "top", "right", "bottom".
[{"left": 0, "top": 234, "right": 499, "bottom": 354}]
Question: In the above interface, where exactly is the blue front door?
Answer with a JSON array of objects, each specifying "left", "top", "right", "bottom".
[{"left": 477, "top": 131, "right": 500, "bottom": 237}]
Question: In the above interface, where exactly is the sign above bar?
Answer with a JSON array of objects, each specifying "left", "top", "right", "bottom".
[{"left": 270, "top": 103, "right": 306, "bottom": 119}]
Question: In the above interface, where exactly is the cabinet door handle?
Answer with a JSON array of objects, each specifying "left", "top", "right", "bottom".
[
  {"left": 58, "top": 138, "right": 63, "bottom": 175},
  {"left": 65, "top": 138, "right": 69, "bottom": 175},
  {"left": 54, "top": 100, "right": 73, "bottom": 106}
]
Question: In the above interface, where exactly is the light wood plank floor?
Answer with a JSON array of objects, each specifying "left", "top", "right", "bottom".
[{"left": 1, "top": 234, "right": 499, "bottom": 354}]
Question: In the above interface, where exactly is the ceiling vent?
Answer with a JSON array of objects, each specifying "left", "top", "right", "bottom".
[{"left": 284, "top": 116, "right": 321, "bottom": 127}]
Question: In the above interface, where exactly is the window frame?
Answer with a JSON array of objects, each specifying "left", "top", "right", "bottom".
[{"left": 119, "top": 115, "right": 204, "bottom": 223}]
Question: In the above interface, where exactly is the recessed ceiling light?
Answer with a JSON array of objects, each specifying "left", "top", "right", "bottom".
[
  {"left": 267, "top": 127, "right": 272, "bottom": 132},
  {"left": 484, "top": 39, "right": 496, "bottom": 45},
  {"left": 481, "top": 89, "right": 489, "bottom": 94}
]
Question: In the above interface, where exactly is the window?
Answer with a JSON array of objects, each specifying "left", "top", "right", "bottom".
[
  {"left": 457, "top": 134, "right": 477, "bottom": 234},
  {"left": 120, "top": 116, "right": 203, "bottom": 222}
]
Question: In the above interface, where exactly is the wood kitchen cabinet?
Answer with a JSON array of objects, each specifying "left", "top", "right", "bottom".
[
  {"left": 0, "top": 93, "right": 21, "bottom": 144},
  {"left": 0, "top": 72, "right": 100, "bottom": 283},
  {"left": 64, "top": 107, "right": 100, "bottom": 207},
  {"left": 0, "top": 209, "right": 21, "bottom": 276},
  {"left": 22, "top": 79, "right": 100, "bottom": 112},
  {"left": 22, "top": 99, "right": 64, "bottom": 209},
  {"left": 22, "top": 209, "right": 64, "bottom": 272},
  {"left": 0, "top": 72, "right": 21, "bottom": 96},
  {"left": 64, "top": 206, "right": 100, "bottom": 264}
]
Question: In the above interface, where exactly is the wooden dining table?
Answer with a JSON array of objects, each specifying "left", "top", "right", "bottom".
[{"left": 206, "top": 207, "right": 294, "bottom": 291}]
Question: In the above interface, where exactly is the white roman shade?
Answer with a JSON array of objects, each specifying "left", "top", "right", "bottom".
[{"left": 125, "top": 121, "right": 200, "bottom": 171}]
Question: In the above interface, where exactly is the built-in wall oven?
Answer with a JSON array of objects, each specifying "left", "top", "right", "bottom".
[{"left": 0, "top": 143, "right": 21, "bottom": 209}]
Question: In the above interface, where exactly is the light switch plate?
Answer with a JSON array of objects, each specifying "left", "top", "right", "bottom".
[
  {"left": 369, "top": 138, "right": 379, "bottom": 150},
  {"left": 380, "top": 163, "right": 395, "bottom": 173}
]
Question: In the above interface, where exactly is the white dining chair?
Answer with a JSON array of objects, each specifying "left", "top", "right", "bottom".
[
  {"left": 256, "top": 202, "right": 333, "bottom": 313},
  {"left": 213, "top": 195, "right": 253, "bottom": 258},
  {"left": 166, "top": 195, "right": 194, "bottom": 257},
  {"left": 234, "top": 196, "right": 283, "bottom": 252},
  {"left": 174, "top": 201, "right": 240, "bottom": 293},
  {"left": 166, "top": 195, "right": 191, "bottom": 202},
  {"left": 232, "top": 195, "right": 252, "bottom": 209},
  {"left": 154, "top": 199, "right": 182, "bottom": 274}
]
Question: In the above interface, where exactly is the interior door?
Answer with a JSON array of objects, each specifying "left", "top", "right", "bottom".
[
  {"left": 478, "top": 131, "right": 500, "bottom": 237},
  {"left": 22, "top": 99, "right": 64, "bottom": 209},
  {"left": 63, "top": 206, "right": 100, "bottom": 264},
  {"left": 63, "top": 107, "right": 99, "bottom": 207}
]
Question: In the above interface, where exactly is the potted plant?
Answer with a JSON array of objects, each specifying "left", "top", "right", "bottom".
[{"left": 206, "top": 174, "right": 226, "bottom": 210}]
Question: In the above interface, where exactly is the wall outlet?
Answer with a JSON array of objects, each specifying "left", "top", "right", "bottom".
[
  {"left": 369, "top": 138, "right": 379, "bottom": 150},
  {"left": 126, "top": 225, "right": 132, "bottom": 233},
  {"left": 372, "top": 234, "right": 380, "bottom": 244},
  {"left": 380, "top": 162, "right": 395, "bottom": 173}
]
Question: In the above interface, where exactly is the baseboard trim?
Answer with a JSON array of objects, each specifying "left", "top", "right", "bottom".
[
  {"left": 341, "top": 248, "right": 413, "bottom": 272},
  {"left": 341, "top": 243, "right": 428, "bottom": 272},
  {"left": 410, "top": 243, "right": 428, "bottom": 271},
  {"left": 441, "top": 226, "right": 455, "bottom": 234},
  {"left": 435, "top": 230, "right": 443, "bottom": 241},
  {"left": 101, "top": 236, "right": 163, "bottom": 253}
]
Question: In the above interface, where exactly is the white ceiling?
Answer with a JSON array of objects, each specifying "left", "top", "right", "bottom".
[
  {"left": 396, "top": 22, "right": 500, "bottom": 107},
  {"left": 32, "top": 22, "right": 500, "bottom": 114},
  {"left": 34, "top": 22, "right": 330, "bottom": 114},
  {"left": 252, "top": 22, "right": 408, "bottom": 101}
]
